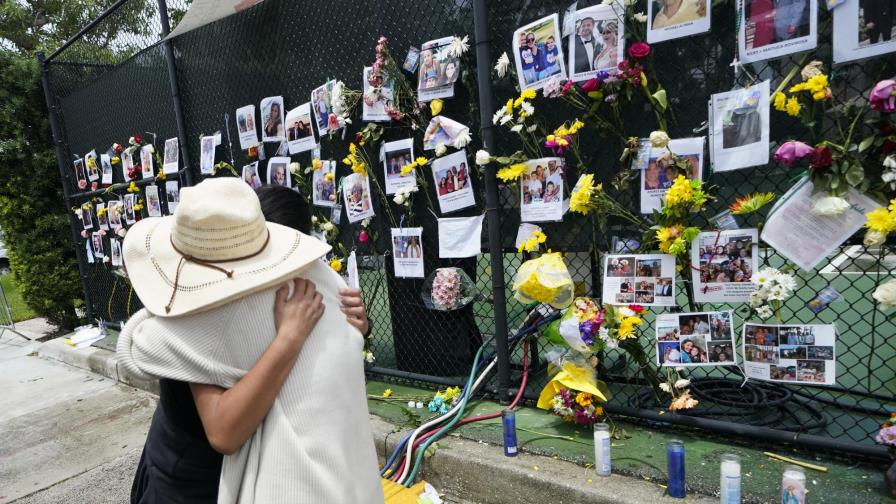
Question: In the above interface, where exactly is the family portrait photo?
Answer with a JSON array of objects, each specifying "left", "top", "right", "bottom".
[
  {"left": 739, "top": 0, "right": 817, "bottom": 62},
  {"left": 260, "top": 96, "right": 285, "bottom": 142},
  {"left": 568, "top": 5, "right": 624, "bottom": 81},
  {"left": 163, "top": 137, "right": 179, "bottom": 174},
  {"left": 199, "top": 135, "right": 215, "bottom": 175},
  {"left": 285, "top": 103, "right": 315, "bottom": 154},
  {"left": 242, "top": 162, "right": 262, "bottom": 189},
  {"left": 391, "top": 227, "right": 425, "bottom": 278},
  {"left": 693, "top": 229, "right": 759, "bottom": 303},
  {"left": 513, "top": 14, "right": 566, "bottom": 91},
  {"left": 520, "top": 157, "right": 564, "bottom": 222},
  {"left": 266, "top": 157, "right": 291, "bottom": 188},
  {"left": 834, "top": 0, "right": 896, "bottom": 62},
  {"left": 647, "top": 0, "right": 711, "bottom": 43},
  {"left": 236, "top": 104, "right": 258, "bottom": 150},
  {"left": 640, "top": 136, "right": 703, "bottom": 213},
  {"left": 312, "top": 160, "right": 337, "bottom": 207},
  {"left": 431, "top": 150, "right": 476, "bottom": 214},
  {"left": 343, "top": 172, "right": 375, "bottom": 223},
  {"left": 711, "top": 81, "right": 770, "bottom": 172},
  {"left": 656, "top": 311, "right": 735, "bottom": 366},
  {"left": 418, "top": 36, "right": 461, "bottom": 101},
  {"left": 743, "top": 323, "right": 836, "bottom": 384},
  {"left": 383, "top": 139, "right": 417, "bottom": 194},
  {"left": 311, "top": 82, "right": 334, "bottom": 133}
]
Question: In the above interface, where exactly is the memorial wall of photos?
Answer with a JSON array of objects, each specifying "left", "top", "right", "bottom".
[{"left": 68, "top": 0, "right": 896, "bottom": 434}]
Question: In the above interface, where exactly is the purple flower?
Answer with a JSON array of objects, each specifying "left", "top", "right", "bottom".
[
  {"left": 579, "top": 320, "right": 596, "bottom": 346},
  {"left": 596, "top": 70, "right": 610, "bottom": 81},
  {"left": 774, "top": 140, "right": 814, "bottom": 167},
  {"left": 870, "top": 80, "right": 896, "bottom": 113}
]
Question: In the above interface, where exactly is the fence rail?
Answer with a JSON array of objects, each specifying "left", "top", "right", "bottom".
[{"left": 40, "top": 0, "right": 895, "bottom": 461}]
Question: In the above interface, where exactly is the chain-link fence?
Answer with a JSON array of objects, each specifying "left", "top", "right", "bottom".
[{"left": 40, "top": 0, "right": 895, "bottom": 460}]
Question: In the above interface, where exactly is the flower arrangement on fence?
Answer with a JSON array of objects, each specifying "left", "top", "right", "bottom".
[
  {"left": 748, "top": 267, "right": 798, "bottom": 321},
  {"left": 537, "top": 360, "right": 609, "bottom": 426}
]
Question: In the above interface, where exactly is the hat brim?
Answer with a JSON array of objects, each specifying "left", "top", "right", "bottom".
[{"left": 123, "top": 216, "right": 331, "bottom": 317}]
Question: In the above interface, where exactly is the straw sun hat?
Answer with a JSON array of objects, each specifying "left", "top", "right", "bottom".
[{"left": 123, "top": 177, "right": 331, "bottom": 317}]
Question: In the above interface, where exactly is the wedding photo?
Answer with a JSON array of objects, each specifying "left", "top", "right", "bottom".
[{"left": 568, "top": 5, "right": 624, "bottom": 81}]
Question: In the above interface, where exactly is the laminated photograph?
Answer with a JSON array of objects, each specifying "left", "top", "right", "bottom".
[
  {"left": 140, "top": 145, "right": 154, "bottom": 179},
  {"left": 107, "top": 200, "right": 122, "bottom": 229},
  {"left": 85, "top": 240, "right": 94, "bottom": 264},
  {"left": 742, "top": 323, "right": 836, "bottom": 385},
  {"left": 418, "top": 36, "right": 461, "bottom": 102},
  {"left": 430, "top": 150, "right": 476, "bottom": 214},
  {"left": 363, "top": 66, "right": 394, "bottom": 121},
  {"left": 313, "top": 160, "right": 337, "bottom": 208},
  {"left": 710, "top": 80, "right": 770, "bottom": 172},
  {"left": 760, "top": 178, "right": 880, "bottom": 271},
  {"left": 124, "top": 194, "right": 137, "bottom": 225},
  {"left": 640, "top": 136, "right": 704, "bottom": 214},
  {"left": 602, "top": 253, "right": 676, "bottom": 306},
  {"left": 521, "top": 157, "right": 565, "bottom": 222},
  {"left": 165, "top": 181, "right": 180, "bottom": 213},
  {"left": 285, "top": 103, "right": 316, "bottom": 154},
  {"left": 382, "top": 138, "right": 417, "bottom": 195},
  {"left": 199, "top": 135, "right": 215, "bottom": 175},
  {"left": 96, "top": 202, "right": 109, "bottom": 230},
  {"left": 73, "top": 158, "right": 87, "bottom": 186},
  {"left": 833, "top": 0, "right": 896, "bottom": 63},
  {"left": 266, "top": 157, "right": 291, "bottom": 188},
  {"left": 91, "top": 232, "right": 104, "bottom": 259},
  {"left": 422, "top": 116, "right": 470, "bottom": 151},
  {"left": 647, "top": 0, "right": 711, "bottom": 43},
  {"left": 100, "top": 154, "right": 114, "bottom": 185},
  {"left": 513, "top": 14, "right": 567, "bottom": 91},
  {"left": 311, "top": 81, "right": 334, "bottom": 135},
  {"left": 121, "top": 150, "right": 136, "bottom": 181},
  {"left": 391, "top": 227, "right": 425, "bottom": 278},
  {"left": 259, "top": 96, "right": 285, "bottom": 143},
  {"left": 738, "top": 0, "right": 817, "bottom": 63},
  {"left": 235, "top": 105, "right": 259, "bottom": 150},
  {"left": 656, "top": 311, "right": 736, "bottom": 366},
  {"left": 85, "top": 150, "right": 99, "bottom": 182},
  {"left": 567, "top": 4, "right": 625, "bottom": 82},
  {"left": 146, "top": 185, "right": 162, "bottom": 218},
  {"left": 242, "top": 162, "right": 262, "bottom": 189},
  {"left": 342, "top": 173, "right": 375, "bottom": 223},
  {"left": 691, "top": 228, "right": 759, "bottom": 302},
  {"left": 111, "top": 239, "right": 123, "bottom": 268},
  {"left": 80, "top": 203, "right": 94, "bottom": 230},
  {"left": 163, "top": 137, "right": 179, "bottom": 174}
]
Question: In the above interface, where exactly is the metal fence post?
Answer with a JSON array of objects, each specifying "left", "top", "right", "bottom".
[
  {"left": 37, "top": 51, "right": 95, "bottom": 323},
  {"left": 157, "top": 0, "right": 194, "bottom": 187},
  {"left": 473, "top": 0, "right": 511, "bottom": 402}
]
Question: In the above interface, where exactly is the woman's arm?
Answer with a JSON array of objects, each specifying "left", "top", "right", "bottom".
[{"left": 190, "top": 279, "right": 324, "bottom": 455}]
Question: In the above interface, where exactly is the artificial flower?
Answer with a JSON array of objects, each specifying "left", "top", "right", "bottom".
[
  {"left": 329, "top": 258, "right": 343, "bottom": 272},
  {"left": 729, "top": 192, "right": 775, "bottom": 215},
  {"left": 448, "top": 35, "right": 470, "bottom": 58},
  {"left": 874, "top": 279, "right": 896, "bottom": 310},
  {"left": 811, "top": 195, "right": 851, "bottom": 216},
  {"left": 475, "top": 150, "right": 491, "bottom": 166},
  {"left": 495, "top": 52, "right": 510, "bottom": 78},
  {"left": 430, "top": 99, "right": 444, "bottom": 116},
  {"left": 649, "top": 130, "right": 669, "bottom": 148},
  {"left": 774, "top": 141, "right": 813, "bottom": 167},
  {"left": 627, "top": 42, "right": 651, "bottom": 60},
  {"left": 496, "top": 163, "right": 526, "bottom": 183},
  {"left": 870, "top": 79, "right": 896, "bottom": 113}
]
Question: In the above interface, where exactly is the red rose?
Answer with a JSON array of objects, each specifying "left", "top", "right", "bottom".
[
  {"left": 354, "top": 133, "right": 364, "bottom": 144},
  {"left": 809, "top": 146, "right": 833, "bottom": 170},
  {"left": 627, "top": 42, "right": 651, "bottom": 60},
  {"left": 561, "top": 80, "right": 574, "bottom": 95},
  {"left": 133, "top": 135, "right": 142, "bottom": 144},
  {"left": 581, "top": 78, "right": 600, "bottom": 93},
  {"left": 628, "top": 304, "right": 645, "bottom": 314}
]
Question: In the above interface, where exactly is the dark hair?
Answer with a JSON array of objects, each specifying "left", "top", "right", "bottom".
[{"left": 255, "top": 184, "right": 311, "bottom": 234}]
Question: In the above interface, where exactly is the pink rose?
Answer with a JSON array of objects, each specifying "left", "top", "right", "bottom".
[
  {"left": 80, "top": 230, "right": 88, "bottom": 238},
  {"left": 561, "top": 80, "right": 574, "bottom": 96},
  {"left": 581, "top": 78, "right": 600, "bottom": 93},
  {"left": 774, "top": 140, "right": 814, "bottom": 167},
  {"left": 359, "top": 230, "right": 369, "bottom": 244},
  {"left": 78, "top": 180, "right": 87, "bottom": 189},
  {"left": 870, "top": 79, "right": 896, "bottom": 113},
  {"left": 627, "top": 42, "right": 651, "bottom": 60}
]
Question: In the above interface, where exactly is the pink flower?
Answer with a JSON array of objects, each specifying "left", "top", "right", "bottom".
[
  {"left": 774, "top": 140, "right": 814, "bottom": 167},
  {"left": 627, "top": 42, "right": 651, "bottom": 60},
  {"left": 78, "top": 180, "right": 87, "bottom": 189},
  {"left": 80, "top": 230, "right": 88, "bottom": 238},
  {"left": 581, "top": 78, "right": 600, "bottom": 93},
  {"left": 90, "top": 182, "right": 98, "bottom": 191},
  {"left": 870, "top": 80, "right": 896, "bottom": 113},
  {"left": 327, "top": 113, "right": 340, "bottom": 130},
  {"left": 544, "top": 135, "right": 571, "bottom": 155},
  {"left": 359, "top": 230, "right": 369, "bottom": 244},
  {"left": 561, "top": 80, "right": 574, "bottom": 96}
]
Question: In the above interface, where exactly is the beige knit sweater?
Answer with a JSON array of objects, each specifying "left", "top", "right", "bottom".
[{"left": 117, "top": 260, "right": 384, "bottom": 504}]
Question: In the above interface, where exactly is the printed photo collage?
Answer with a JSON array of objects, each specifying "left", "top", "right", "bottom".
[
  {"left": 657, "top": 311, "right": 736, "bottom": 366},
  {"left": 743, "top": 323, "right": 836, "bottom": 385}
]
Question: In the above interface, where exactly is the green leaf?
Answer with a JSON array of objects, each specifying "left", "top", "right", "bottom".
[
  {"left": 651, "top": 89, "right": 668, "bottom": 111},
  {"left": 859, "top": 136, "right": 875, "bottom": 152},
  {"left": 845, "top": 163, "right": 865, "bottom": 187},
  {"left": 829, "top": 176, "right": 840, "bottom": 190}
]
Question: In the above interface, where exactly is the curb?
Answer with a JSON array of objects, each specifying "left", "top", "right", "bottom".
[{"left": 38, "top": 336, "right": 715, "bottom": 503}]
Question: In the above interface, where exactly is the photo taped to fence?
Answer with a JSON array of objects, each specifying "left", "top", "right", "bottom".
[
  {"left": 260, "top": 96, "right": 285, "bottom": 142},
  {"left": 165, "top": 181, "right": 180, "bottom": 213},
  {"left": 418, "top": 36, "right": 461, "bottom": 102},
  {"left": 640, "top": 136, "right": 704, "bottom": 214},
  {"left": 85, "top": 150, "right": 99, "bottom": 182},
  {"left": 647, "top": 0, "right": 711, "bottom": 43},
  {"left": 342, "top": 172, "right": 375, "bottom": 223},
  {"left": 242, "top": 162, "right": 262, "bottom": 189},
  {"left": 513, "top": 14, "right": 567, "bottom": 91},
  {"left": 311, "top": 82, "right": 334, "bottom": 135},
  {"left": 163, "top": 137, "right": 180, "bottom": 174},
  {"left": 568, "top": 4, "right": 625, "bottom": 82},
  {"left": 603, "top": 253, "right": 676, "bottom": 306},
  {"left": 656, "top": 311, "right": 736, "bottom": 366},
  {"left": 382, "top": 138, "right": 417, "bottom": 195},
  {"left": 520, "top": 157, "right": 564, "bottom": 222},
  {"left": 738, "top": 0, "right": 817, "bottom": 63},
  {"left": 285, "top": 103, "right": 316, "bottom": 154},
  {"left": 266, "top": 157, "right": 291, "bottom": 188},
  {"left": 431, "top": 149, "right": 476, "bottom": 214},
  {"left": 692, "top": 228, "right": 759, "bottom": 302},
  {"left": 312, "top": 160, "right": 337, "bottom": 208},
  {"left": 236, "top": 104, "right": 259, "bottom": 150},
  {"left": 742, "top": 323, "right": 837, "bottom": 385},
  {"left": 833, "top": 0, "right": 896, "bottom": 62}
]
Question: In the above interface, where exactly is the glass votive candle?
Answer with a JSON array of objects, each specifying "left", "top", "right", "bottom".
[
  {"left": 593, "top": 422, "right": 611, "bottom": 476},
  {"left": 667, "top": 439, "right": 686, "bottom": 498},
  {"left": 720, "top": 453, "right": 741, "bottom": 504}
]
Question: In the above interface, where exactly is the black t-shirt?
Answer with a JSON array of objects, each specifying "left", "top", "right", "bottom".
[{"left": 159, "top": 378, "right": 212, "bottom": 441}]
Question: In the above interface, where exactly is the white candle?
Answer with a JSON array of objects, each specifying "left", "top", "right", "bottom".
[
  {"left": 719, "top": 454, "right": 741, "bottom": 504},
  {"left": 593, "top": 423, "right": 611, "bottom": 476},
  {"left": 781, "top": 465, "right": 806, "bottom": 504}
]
